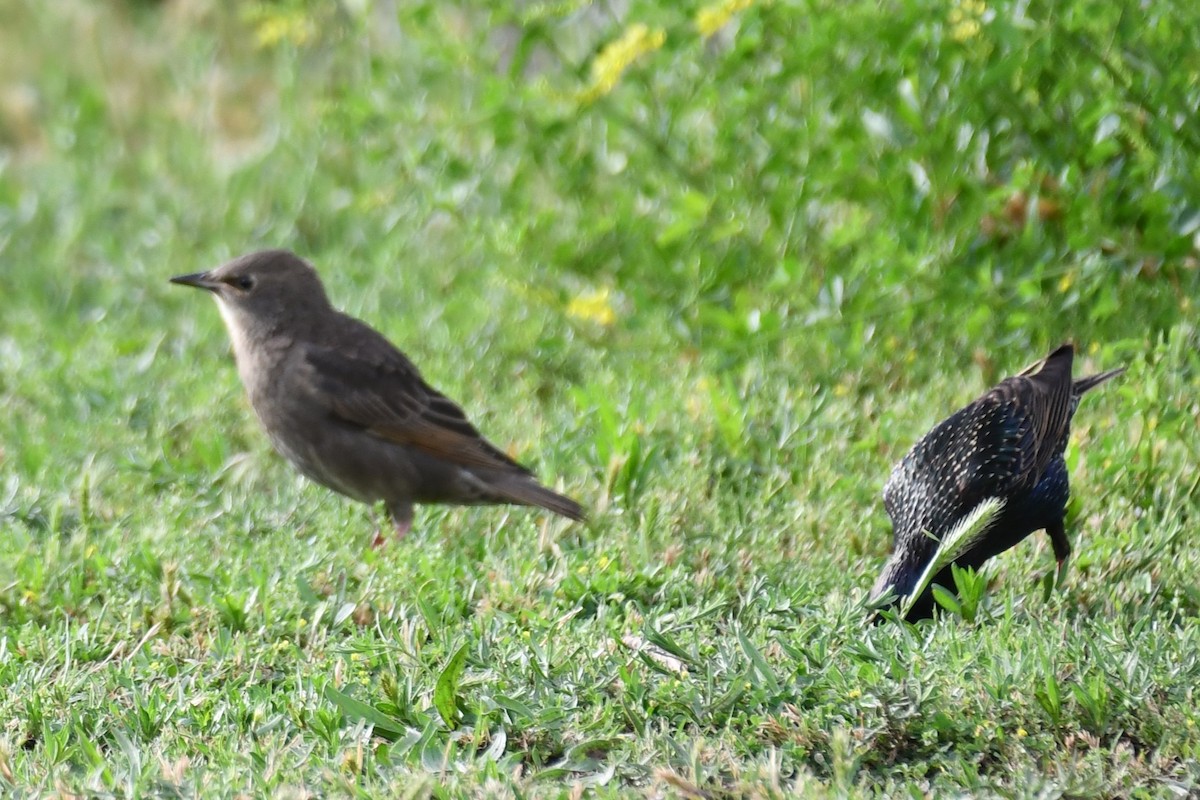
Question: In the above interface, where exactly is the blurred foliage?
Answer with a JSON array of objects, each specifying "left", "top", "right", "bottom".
[
  {"left": 0, "top": 1, "right": 1198, "bottom": 794},
  {"left": 311, "top": 0, "right": 1200, "bottom": 368},
  {"left": 2, "top": 0, "right": 1197, "bottom": 380}
]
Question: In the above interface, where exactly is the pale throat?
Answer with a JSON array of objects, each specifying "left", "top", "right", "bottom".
[
  {"left": 212, "top": 295, "right": 270, "bottom": 395},
  {"left": 214, "top": 296, "right": 253, "bottom": 361},
  {"left": 212, "top": 296, "right": 285, "bottom": 398}
]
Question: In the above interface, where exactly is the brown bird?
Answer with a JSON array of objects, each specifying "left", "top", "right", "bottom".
[
  {"left": 870, "top": 343, "right": 1123, "bottom": 619},
  {"left": 171, "top": 249, "right": 584, "bottom": 538}
]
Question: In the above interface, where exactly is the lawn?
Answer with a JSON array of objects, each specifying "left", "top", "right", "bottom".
[{"left": 1, "top": 0, "right": 1199, "bottom": 796}]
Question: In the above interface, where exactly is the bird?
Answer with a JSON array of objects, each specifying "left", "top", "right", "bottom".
[
  {"left": 170, "top": 249, "right": 585, "bottom": 539},
  {"left": 869, "top": 343, "right": 1123, "bottom": 620}
]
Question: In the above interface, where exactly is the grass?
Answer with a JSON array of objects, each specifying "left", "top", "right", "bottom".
[{"left": 1, "top": 0, "right": 1199, "bottom": 795}]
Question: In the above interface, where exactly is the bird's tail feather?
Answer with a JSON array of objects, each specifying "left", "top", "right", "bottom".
[
  {"left": 1019, "top": 342, "right": 1075, "bottom": 378},
  {"left": 496, "top": 478, "right": 586, "bottom": 522},
  {"left": 1073, "top": 366, "right": 1125, "bottom": 395}
]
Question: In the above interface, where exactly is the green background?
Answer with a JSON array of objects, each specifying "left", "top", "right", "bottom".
[{"left": 0, "top": 0, "right": 1197, "bottom": 795}]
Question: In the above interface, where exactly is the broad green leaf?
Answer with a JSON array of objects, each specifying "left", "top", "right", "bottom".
[{"left": 434, "top": 642, "right": 470, "bottom": 728}]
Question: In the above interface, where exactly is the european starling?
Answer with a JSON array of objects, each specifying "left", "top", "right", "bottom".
[
  {"left": 869, "top": 343, "right": 1122, "bottom": 619},
  {"left": 171, "top": 249, "right": 585, "bottom": 539}
]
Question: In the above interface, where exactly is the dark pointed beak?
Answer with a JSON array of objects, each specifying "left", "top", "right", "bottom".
[
  {"left": 866, "top": 553, "right": 925, "bottom": 622},
  {"left": 869, "top": 567, "right": 909, "bottom": 608},
  {"left": 170, "top": 271, "right": 220, "bottom": 291}
]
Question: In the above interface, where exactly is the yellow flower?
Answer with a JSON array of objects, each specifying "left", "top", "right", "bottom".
[
  {"left": 580, "top": 24, "right": 666, "bottom": 103},
  {"left": 685, "top": 375, "right": 714, "bottom": 421},
  {"left": 695, "top": 0, "right": 755, "bottom": 39},
  {"left": 1058, "top": 272, "right": 1075, "bottom": 292},
  {"left": 847, "top": 688, "right": 862, "bottom": 699},
  {"left": 951, "top": 18, "right": 981, "bottom": 41},
  {"left": 247, "top": 6, "right": 316, "bottom": 49},
  {"left": 566, "top": 287, "right": 617, "bottom": 327},
  {"left": 949, "top": 0, "right": 986, "bottom": 42},
  {"left": 355, "top": 189, "right": 394, "bottom": 212},
  {"left": 1016, "top": 727, "right": 1027, "bottom": 738}
]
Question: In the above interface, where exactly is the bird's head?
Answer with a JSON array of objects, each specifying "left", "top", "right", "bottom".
[
  {"left": 171, "top": 249, "right": 332, "bottom": 339},
  {"left": 867, "top": 544, "right": 931, "bottom": 617},
  {"left": 870, "top": 469, "right": 938, "bottom": 614}
]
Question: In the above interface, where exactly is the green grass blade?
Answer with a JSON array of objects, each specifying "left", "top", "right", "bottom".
[{"left": 899, "top": 497, "right": 1005, "bottom": 620}]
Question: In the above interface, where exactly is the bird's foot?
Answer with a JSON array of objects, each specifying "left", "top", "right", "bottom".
[
  {"left": 371, "top": 517, "right": 412, "bottom": 548},
  {"left": 372, "top": 501, "right": 414, "bottom": 547},
  {"left": 392, "top": 515, "right": 412, "bottom": 541}
]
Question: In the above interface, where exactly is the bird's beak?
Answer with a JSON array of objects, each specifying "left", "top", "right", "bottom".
[
  {"left": 868, "top": 554, "right": 920, "bottom": 610},
  {"left": 169, "top": 271, "right": 221, "bottom": 292}
]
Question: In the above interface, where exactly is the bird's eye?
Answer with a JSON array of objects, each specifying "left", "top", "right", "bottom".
[{"left": 229, "top": 276, "right": 255, "bottom": 291}]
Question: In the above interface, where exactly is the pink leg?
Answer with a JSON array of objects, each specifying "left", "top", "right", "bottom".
[{"left": 387, "top": 500, "right": 413, "bottom": 541}]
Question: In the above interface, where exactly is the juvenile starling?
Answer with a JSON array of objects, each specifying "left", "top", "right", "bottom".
[
  {"left": 869, "top": 343, "right": 1122, "bottom": 619},
  {"left": 171, "top": 249, "right": 585, "bottom": 538}
]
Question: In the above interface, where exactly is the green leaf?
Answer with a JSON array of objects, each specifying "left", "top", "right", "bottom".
[
  {"left": 295, "top": 575, "right": 320, "bottom": 605},
  {"left": 434, "top": 642, "right": 470, "bottom": 728},
  {"left": 930, "top": 584, "right": 962, "bottom": 617},
  {"left": 1036, "top": 666, "right": 1062, "bottom": 724},
  {"left": 899, "top": 497, "right": 1005, "bottom": 620},
  {"left": 323, "top": 684, "right": 408, "bottom": 741},
  {"left": 489, "top": 693, "right": 536, "bottom": 722},
  {"left": 736, "top": 627, "right": 780, "bottom": 693},
  {"left": 642, "top": 624, "right": 694, "bottom": 665}
]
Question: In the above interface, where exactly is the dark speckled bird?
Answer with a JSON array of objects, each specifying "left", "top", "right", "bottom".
[{"left": 869, "top": 343, "right": 1123, "bottom": 620}]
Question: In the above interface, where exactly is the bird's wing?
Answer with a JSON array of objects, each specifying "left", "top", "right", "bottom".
[
  {"left": 966, "top": 388, "right": 1041, "bottom": 492},
  {"left": 994, "top": 346, "right": 1077, "bottom": 475},
  {"left": 296, "top": 332, "right": 532, "bottom": 476},
  {"left": 884, "top": 392, "right": 1032, "bottom": 537}
]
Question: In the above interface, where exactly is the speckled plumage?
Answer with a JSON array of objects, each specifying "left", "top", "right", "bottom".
[{"left": 870, "top": 343, "right": 1123, "bottom": 619}]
